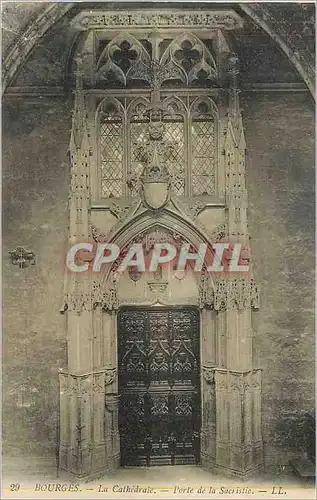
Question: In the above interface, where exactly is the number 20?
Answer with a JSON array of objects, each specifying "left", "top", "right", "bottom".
[{"left": 10, "top": 484, "right": 20, "bottom": 491}]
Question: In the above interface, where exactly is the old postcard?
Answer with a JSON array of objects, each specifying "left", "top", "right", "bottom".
[{"left": 2, "top": 1, "right": 315, "bottom": 499}]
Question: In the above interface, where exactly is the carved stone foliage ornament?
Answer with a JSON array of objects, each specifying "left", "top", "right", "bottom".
[
  {"left": 214, "top": 277, "right": 260, "bottom": 311},
  {"left": 185, "top": 199, "right": 206, "bottom": 219},
  {"left": 93, "top": 281, "right": 119, "bottom": 312},
  {"left": 137, "top": 228, "right": 184, "bottom": 252},
  {"left": 72, "top": 10, "right": 244, "bottom": 31},
  {"left": 62, "top": 280, "right": 120, "bottom": 315},
  {"left": 210, "top": 224, "right": 227, "bottom": 241},
  {"left": 199, "top": 276, "right": 260, "bottom": 311},
  {"left": 9, "top": 247, "right": 35, "bottom": 269},
  {"left": 63, "top": 292, "right": 92, "bottom": 314},
  {"left": 89, "top": 222, "right": 108, "bottom": 242},
  {"left": 147, "top": 281, "right": 168, "bottom": 294},
  {"left": 110, "top": 202, "right": 130, "bottom": 221},
  {"left": 59, "top": 369, "right": 117, "bottom": 397},
  {"left": 214, "top": 369, "right": 261, "bottom": 394},
  {"left": 199, "top": 275, "right": 215, "bottom": 309}
]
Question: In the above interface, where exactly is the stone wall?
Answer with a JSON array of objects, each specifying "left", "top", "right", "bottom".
[
  {"left": 242, "top": 92, "right": 315, "bottom": 469},
  {"left": 2, "top": 91, "right": 315, "bottom": 470},
  {"left": 2, "top": 98, "right": 70, "bottom": 457}
]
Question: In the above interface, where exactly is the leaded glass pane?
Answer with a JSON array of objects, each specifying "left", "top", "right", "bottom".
[
  {"left": 164, "top": 121, "right": 185, "bottom": 195},
  {"left": 100, "top": 120, "right": 123, "bottom": 198},
  {"left": 191, "top": 120, "right": 215, "bottom": 195},
  {"left": 130, "top": 120, "right": 149, "bottom": 196}
]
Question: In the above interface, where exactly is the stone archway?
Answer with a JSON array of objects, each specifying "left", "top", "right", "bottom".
[
  {"left": 59, "top": 212, "right": 263, "bottom": 480},
  {"left": 58, "top": 10, "right": 264, "bottom": 480}
]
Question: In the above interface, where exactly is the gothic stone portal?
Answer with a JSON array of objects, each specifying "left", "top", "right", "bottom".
[
  {"left": 118, "top": 307, "right": 200, "bottom": 466},
  {"left": 59, "top": 7, "right": 264, "bottom": 481}
]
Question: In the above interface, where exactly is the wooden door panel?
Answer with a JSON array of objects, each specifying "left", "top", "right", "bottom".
[{"left": 118, "top": 308, "right": 200, "bottom": 466}]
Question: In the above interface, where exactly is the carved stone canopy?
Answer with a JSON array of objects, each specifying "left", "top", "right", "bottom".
[{"left": 138, "top": 114, "right": 172, "bottom": 210}]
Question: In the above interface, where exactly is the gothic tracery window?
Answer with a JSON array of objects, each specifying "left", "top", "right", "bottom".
[
  {"left": 191, "top": 99, "right": 216, "bottom": 196},
  {"left": 99, "top": 100, "right": 124, "bottom": 198},
  {"left": 96, "top": 33, "right": 218, "bottom": 199}
]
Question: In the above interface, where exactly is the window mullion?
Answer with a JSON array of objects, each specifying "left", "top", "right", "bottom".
[
  {"left": 187, "top": 111, "right": 192, "bottom": 196},
  {"left": 123, "top": 104, "right": 128, "bottom": 199}
]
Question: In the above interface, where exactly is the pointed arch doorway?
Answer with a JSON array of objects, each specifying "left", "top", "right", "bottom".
[
  {"left": 117, "top": 306, "right": 201, "bottom": 466},
  {"left": 59, "top": 10, "right": 264, "bottom": 480}
]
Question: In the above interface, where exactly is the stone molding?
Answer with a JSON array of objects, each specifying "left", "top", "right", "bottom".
[
  {"left": 214, "top": 368, "right": 262, "bottom": 392},
  {"left": 59, "top": 368, "right": 117, "bottom": 395},
  {"left": 199, "top": 276, "right": 260, "bottom": 311},
  {"left": 71, "top": 10, "right": 243, "bottom": 31},
  {"left": 63, "top": 292, "right": 92, "bottom": 314},
  {"left": 61, "top": 281, "right": 119, "bottom": 314},
  {"left": 3, "top": 5, "right": 314, "bottom": 97},
  {"left": 63, "top": 275, "right": 259, "bottom": 314},
  {"left": 201, "top": 367, "right": 262, "bottom": 392}
]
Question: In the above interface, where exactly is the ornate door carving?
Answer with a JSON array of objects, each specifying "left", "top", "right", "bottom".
[{"left": 118, "top": 307, "right": 200, "bottom": 466}]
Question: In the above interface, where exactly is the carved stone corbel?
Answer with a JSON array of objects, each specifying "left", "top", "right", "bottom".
[
  {"left": 109, "top": 202, "right": 130, "bottom": 221},
  {"left": 147, "top": 281, "right": 168, "bottom": 294},
  {"left": 105, "top": 368, "right": 117, "bottom": 386},
  {"left": 71, "top": 10, "right": 244, "bottom": 31},
  {"left": 202, "top": 367, "right": 215, "bottom": 384}
]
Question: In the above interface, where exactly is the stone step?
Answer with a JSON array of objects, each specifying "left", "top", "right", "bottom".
[{"left": 290, "top": 457, "right": 316, "bottom": 478}]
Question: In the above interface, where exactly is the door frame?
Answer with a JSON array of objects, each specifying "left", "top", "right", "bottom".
[{"left": 117, "top": 305, "right": 202, "bottom": 466}]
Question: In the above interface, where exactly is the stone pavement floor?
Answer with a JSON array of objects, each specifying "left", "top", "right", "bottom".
[{"left": 2, "top": 460, "right": 316, "bottom": 500}]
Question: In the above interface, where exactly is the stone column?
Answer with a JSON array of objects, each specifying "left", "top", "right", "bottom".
[
  {"left": 203, "top": 54, "right": 263, "bottom": 478},
  {"left": 199, "top": 278, "right": 263, "bottom": 477},
  {"left": 201, "top": 367, "right": 216, "bottom": 471},
  {"left": 59, "top": 58, "right": 120, "bottom": 479},
  {"left": 59, "top": 369, "right": 119, "bottom": 479},
  {"left": 214, "top": 369, "right": 263, "bottom": 477},
  {"left": 102, "top": 307, "right": 120, "bottom": 471},
  {"left": 200, "top": 310, "right": 217, "bottom": 469}
]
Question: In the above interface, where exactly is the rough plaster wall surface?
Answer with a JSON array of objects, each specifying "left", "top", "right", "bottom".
[
  {"left": 1, "top": 3, "right": 46, "bottom": 57},
  {"left": 242, "top": 92, "right": 315, "bottom": 467},
  {"left": 3, "top": 99, "right": 70, "bottom": 457}
]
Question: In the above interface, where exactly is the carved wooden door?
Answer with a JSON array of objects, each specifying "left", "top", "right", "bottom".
[{"left": 118, "top": 307, "right": 200, "bottom": 466}]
